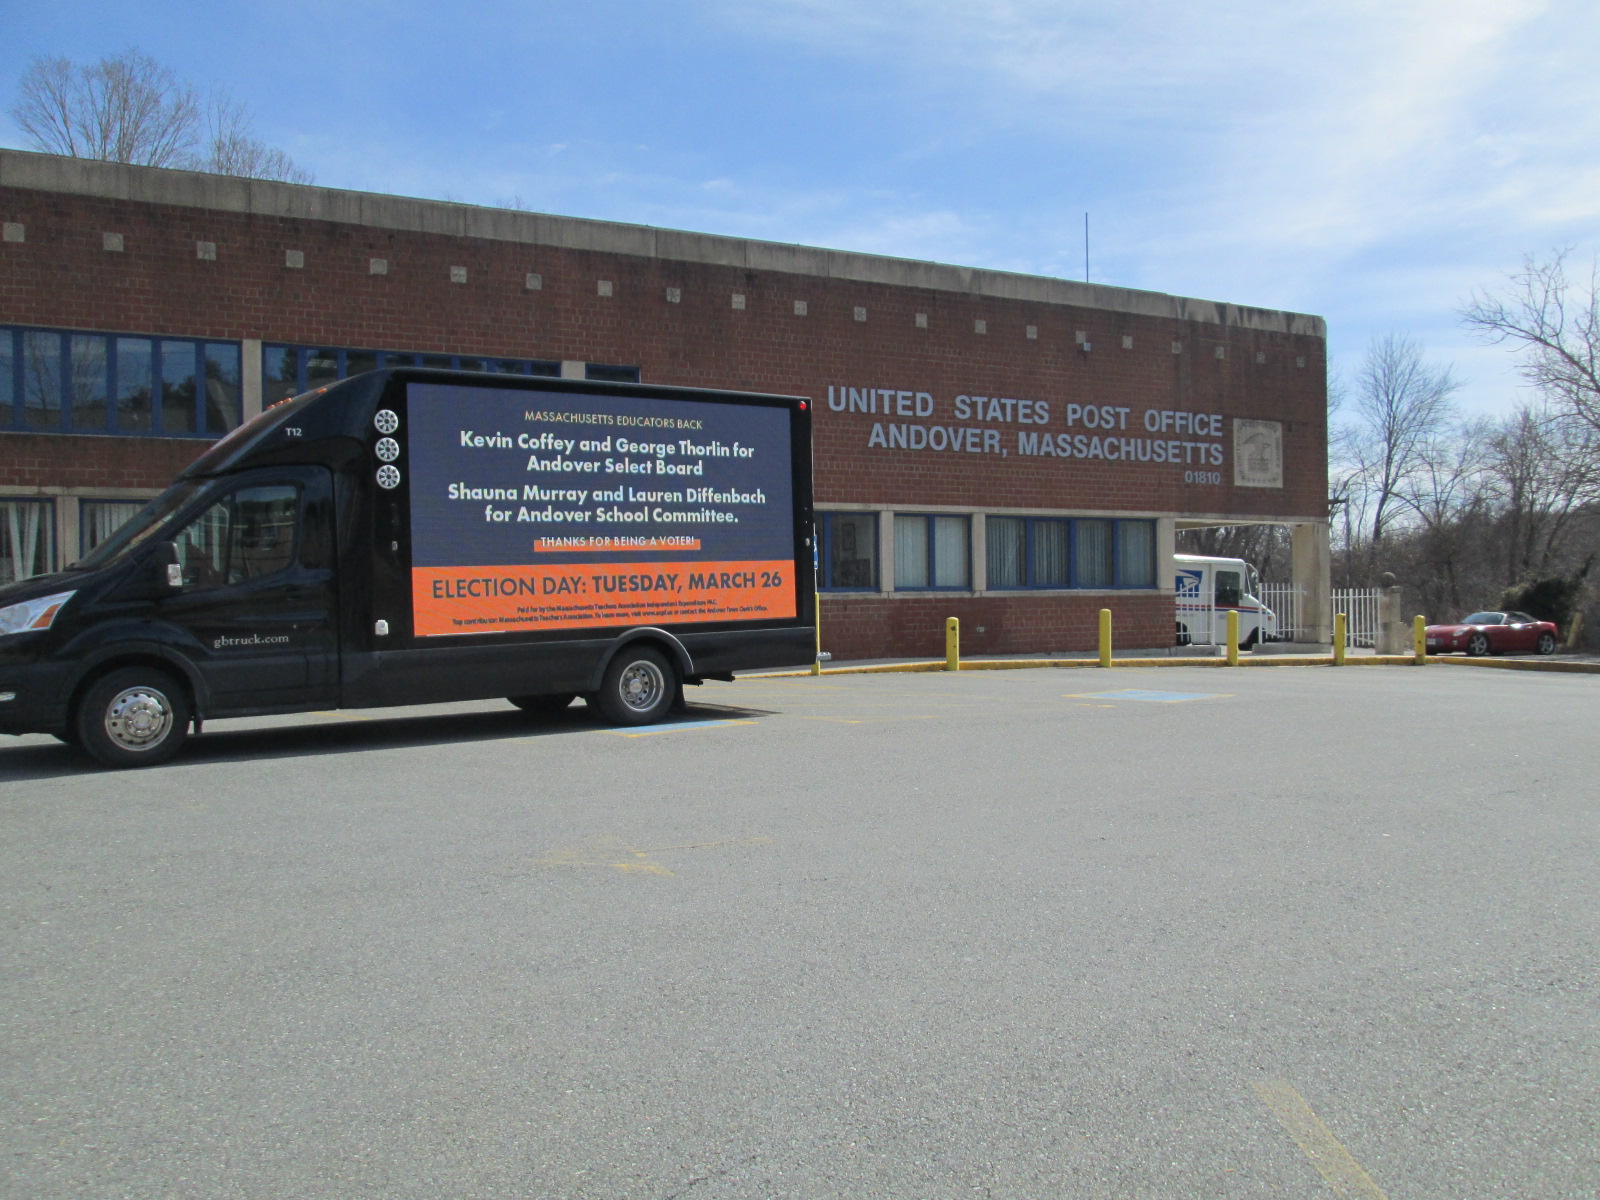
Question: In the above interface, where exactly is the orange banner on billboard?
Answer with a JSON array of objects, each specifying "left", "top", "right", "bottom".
[
  {"left": 533, "top": 536, "right": 702, "bottom": 553},
  {"left": 411, "top": 560, "right": 796, "bottom": 637}
]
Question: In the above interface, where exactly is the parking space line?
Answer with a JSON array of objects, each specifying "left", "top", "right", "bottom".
[{"left": 1253, "top": 1080, "right": 1390, "bottom": 1199}]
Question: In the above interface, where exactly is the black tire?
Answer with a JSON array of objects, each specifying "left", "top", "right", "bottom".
[
  {"left": 74, "top": 667, "right": 191, "bottom": 769},
  {"left": 1467, "top": 632, "right": 1490, "bottom": 657},
  {"left": 508, "top": 693, "right": 577, "bottom": 716},
  {"left": 593, "top": 647, "right": 676, "bottom": 726},
  {"left": 1241, "top": 629, "right": 1259, "bottom": 651},
  {"left": 1537, "top": 632, "right": 1556, "bottom": 655}
]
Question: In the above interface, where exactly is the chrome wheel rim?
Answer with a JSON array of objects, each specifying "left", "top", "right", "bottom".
[
  {"left": 618, "top": 660, "right": 666, "bottom": 712},
  {"left": 103, "top": 685, "right": 175, "bottom": 752}
]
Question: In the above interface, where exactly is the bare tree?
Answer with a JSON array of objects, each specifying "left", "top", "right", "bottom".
[
  {"left": 1345, "top": 333, "right": 1460, "bottom": 573},
  {"left": 11, "top": 50, "right": 199, "bottom": 167},
  {"left": 9, "top": 49, "right": 311, "bottom": 183},
  {"left": 202, "top": 95, "right": 313, "bottom": 184},
  {"left": 1482, "top": 403, "right": 1600, "bottom": 583},
  {"left": 1463, "top": 251, "right": 1600, "bottom": 435}
]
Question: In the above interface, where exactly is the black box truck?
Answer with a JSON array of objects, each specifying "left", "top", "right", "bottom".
[{"left": 0, "top": 369, "right": 815, "bottom": 767}]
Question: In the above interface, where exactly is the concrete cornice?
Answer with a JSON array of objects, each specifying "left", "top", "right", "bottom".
[{"left": 1, "top": 149, "right": 1326, "bottom": 339}]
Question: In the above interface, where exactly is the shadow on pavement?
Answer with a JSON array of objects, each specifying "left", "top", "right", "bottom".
[{"left": 0, "top": 700, "right": 776, "bottom": 783}]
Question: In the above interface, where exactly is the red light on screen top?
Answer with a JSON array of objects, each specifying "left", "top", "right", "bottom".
[{"left": 799, "top": 401, "right": 808, "bottom": 410}]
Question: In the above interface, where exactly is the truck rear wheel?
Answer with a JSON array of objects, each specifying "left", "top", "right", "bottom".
[
  {"left": 74, "top": 667, "right": 191, "bottom": 769},
  {"left": 594, "top": 647, "right": 675, "bottom": 726}
]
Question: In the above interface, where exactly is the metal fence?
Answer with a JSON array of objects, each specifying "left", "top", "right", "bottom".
[
  {"left": 1259, "top": 584, "right": 1382, "bottom": 646},
  {"left": 1259, "top": 583, "right": 1306, "bottom": 641},
  {"left": 1330, "top": 588, "right": 1381, "bottom": 647}
]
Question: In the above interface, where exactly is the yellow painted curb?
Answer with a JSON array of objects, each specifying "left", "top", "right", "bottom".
[
  {"left": 747, "top": 654, "right": 1435, "bottom": 678},
  {"left": 1430, "top": 656, "right": 1600, "bottom": 675}
]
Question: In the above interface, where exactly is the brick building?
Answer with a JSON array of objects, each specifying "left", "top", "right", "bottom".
[{"left": 0, "top": 149, "right": 1330, "bottom": 659}]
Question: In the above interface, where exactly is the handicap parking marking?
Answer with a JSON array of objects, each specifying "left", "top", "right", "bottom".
[
  {"left": 606, "top": 718, "right": 757, "bottom": 737},
  {"left": 1065, "top": 689, "right": 1229, "bottom": 703}
]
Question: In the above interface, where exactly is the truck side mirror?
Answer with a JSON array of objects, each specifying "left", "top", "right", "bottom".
[{"left": 151, "top": 541, "right": 183, "bottom": 591}]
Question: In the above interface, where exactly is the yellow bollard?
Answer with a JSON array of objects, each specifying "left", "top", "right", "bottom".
[
  {"left": 945, "top": 616, "right": 960, "bottom": 671},
  {"left": 811, "top": 585, "right": 822, "bottom": 675},
  {"left": 1099, "top": 608, "right": 1113, "bottom": 668},
  {"left": 1414, "top": 614, "right": 1427, "bottom": 665},
  {"left": 1333, "top": 612, "right": 1347, "bottom": 666},
  {"left": 1227, "top": 609, "right": 1240, "bottom": 666}
]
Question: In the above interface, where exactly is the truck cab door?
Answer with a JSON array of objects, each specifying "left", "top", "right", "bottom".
[{"left": 158, "top": 466, "right": 338, "bottom": 712}]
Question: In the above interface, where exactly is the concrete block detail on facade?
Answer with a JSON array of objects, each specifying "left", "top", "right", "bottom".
[
  {"left": 854, "top": 306, "right": 867, "bottom": 322},
  {"left": 195, "top": 241, "right": 217, "bottom": 260},
  {"left": 1215, "top": 345, "right": 1226, "bottom": 359},
  {"left": 915, "top": 312, "right": 928, "bottom": 328},
  {"left": 1122, "top": 335, "right": 1134, "bottom": 349},
  {"left": 597, "top": 280, "right": 613, "bottom": 296},
  {"left": 525, "top": 272, "right": 542, "bottom": 290},
  {"left": 666, "top": 287, "right": 681, "bottom": 303},
  {"left": 285, "top": 249, "right": 304, "bottom": 268},
  {"left": 974, "top": 320, "right": 987, "bottom": 334},
  {"left": 450, "top": 265, "right": 467, "bottom": 283},
  {"left": 102, "top": 232, "right": 124, "bottom": 252},
  {"left": 369, "top": 258, "right": 388, "bottom": 275},
  {"left": 559, "top": 361, "right": 585, "bottom": 381},
  {"left": 731, "top": 293, "right": 746, "bottom": 310},
  {"left": 793, "top": 300, "right": 806, "bottom": 316},
  {"left": 240, "top": 339, "right": 263, "bottom": 422},
  {"left": 2, "top": 221, "right": 22, "bottom": 242},
  {"left": 1026, "top": 325, "right": 1037, "bottom": 340},
  {"left": 1172, "top": 341, "right": 1183, "bottom": 353}
]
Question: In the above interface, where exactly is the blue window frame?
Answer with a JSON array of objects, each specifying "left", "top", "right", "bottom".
[
  {"left": 261, "top": 344, "right": 600, "bottom": 405},
  {"left": 894, "top": 514, "right": 970, "bottom": 590},
  {"left": 0, "top": 325, "right": 241, "bottom": 437},
  {"left": 985, "top": 516, "right": 1157, "bottom": 589},
  {"left": 818, "top": 511, "right": 879, "bottom": 590}
]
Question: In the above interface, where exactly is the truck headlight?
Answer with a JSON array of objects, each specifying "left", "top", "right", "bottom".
[{"left": 0, "top": 591, "right": 76, "bottom": 636}]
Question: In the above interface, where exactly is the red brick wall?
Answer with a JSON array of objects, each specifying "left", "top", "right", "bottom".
[
  {"left": 0, "top": 184, "right": 1328, "bottom": 519},
  {"left": 821, "top": 591, "right": 1174, "bottom": 660},
  {"left": 0, "top": 178, "right": 1324, "bottom": 653}
]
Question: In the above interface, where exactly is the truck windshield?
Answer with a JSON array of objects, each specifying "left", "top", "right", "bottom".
[{"left": 70, "top": 480, "right": 208, "bottom": 571}]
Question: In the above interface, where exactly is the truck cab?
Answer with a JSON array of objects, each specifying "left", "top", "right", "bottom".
[{"left": 1173, "top": 554, "right": 1278, "bottom": 648}]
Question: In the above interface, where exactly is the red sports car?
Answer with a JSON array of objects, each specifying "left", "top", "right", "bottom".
[{"left": 1424, "top": 611, "right": 1559, "bottom": 656}]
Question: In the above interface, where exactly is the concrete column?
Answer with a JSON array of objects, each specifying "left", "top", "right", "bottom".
[
  {"left": 56, "top": 495, "right": 80, "bottom": 567},
  {"left": 1375, "top": 584, "right": 1407, "bottom": 654},
  {"left": 241, "top": 338, "right": 263, "bottom": 422},
  {"left": 1156, "top": 518, "right": 1177, "bottom": 587},
  {"left": 971, "top": 513, "right": 987, "bottom": 593},
  {"left": 878, "top": 510, "right": 895, "bottom": 593},
  {"left": 560, "top": 360, "right": 585, "bottom": 381},
  {"left": 1292, "top": 521, "right": 1331, "bottom": 643}
]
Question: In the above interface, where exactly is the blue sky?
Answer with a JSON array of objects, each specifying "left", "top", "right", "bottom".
[{"left": 4, "top": 0, "right": 1598, "bottom": 417}]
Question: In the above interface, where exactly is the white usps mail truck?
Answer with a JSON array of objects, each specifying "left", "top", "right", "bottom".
[{"left": 1173, "top": 554, "right": 1278, "bottom": 648}]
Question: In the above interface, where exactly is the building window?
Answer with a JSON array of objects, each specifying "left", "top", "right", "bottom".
[
  {"left": 985, "top": 516, "right": 1157, "bottom": 589},
  {"left": 987, "top": 517, "right": 1069, "bottom": 588},
  {"left": 261, "top": 345, "right": 570, "bottom": 405},
  {"left": 80, "top": 500, "right": 147, "bottom": 558},
  {"left": 895, "top": 514, "right": 969, "bottom": 590},
  {"left": 585, "top": 363, "right": 643, "bottom": 383},
  {"left": 1, "top": 498, "right": 55, "bottom": 583},
  {"left": 819, "top": 512, "right": 878, "bottom": 590},
  {"left": 0, "top": 325, "right": 240, "bottom": 437}
]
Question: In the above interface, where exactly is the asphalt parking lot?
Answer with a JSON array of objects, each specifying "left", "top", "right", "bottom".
[{"left": 3, "top": 664, "right": 1597, "bottom": 1199}]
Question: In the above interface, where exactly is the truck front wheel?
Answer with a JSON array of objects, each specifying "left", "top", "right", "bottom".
[
  {"left": 74, "top": 667, "right": 191, "bottom": 768},
  {"left": 594, "top": 647, "right": 675, "bottom": 726}
]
